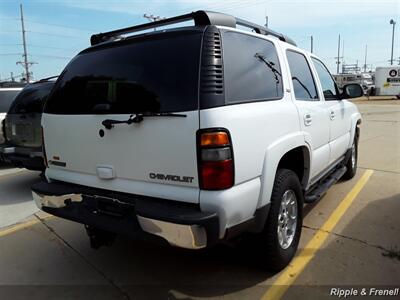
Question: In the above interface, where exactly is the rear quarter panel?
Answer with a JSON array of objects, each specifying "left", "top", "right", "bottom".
[{"left": 199, "top": 97, "right": 301, "bottom": 232}]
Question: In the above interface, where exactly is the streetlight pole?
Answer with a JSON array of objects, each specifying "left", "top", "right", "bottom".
[
  {"left": 310, "top": 35, "right": 313, "bottom": 53},
  {"left": 336, "top": 34, "right": 341, "bottom": 74},
  {"left": 390, "top": 19, "right": 396, "bottom": 65}
]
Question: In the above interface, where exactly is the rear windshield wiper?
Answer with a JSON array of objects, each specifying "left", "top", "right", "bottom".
[{"left": 102, "top": 112, "right": 187, "bottom": 129}]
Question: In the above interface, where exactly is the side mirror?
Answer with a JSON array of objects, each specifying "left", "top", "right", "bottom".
[{"left": 341, "top": 83, "right": 364, "bottom": 99}]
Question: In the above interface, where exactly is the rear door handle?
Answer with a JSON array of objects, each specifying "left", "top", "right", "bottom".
[
  {"left": 304, "top": 113, "right": 312, "bottom": 126},
  {"left": 330, "top": 111, "right": 335, "bottom": 120}
]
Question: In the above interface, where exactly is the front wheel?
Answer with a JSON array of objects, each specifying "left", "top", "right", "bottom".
[
  {"left": 342, "top": 134, "right": 358, "bottom": 180},
  {"left": 259, "top": 169, "right": 304, "bottom": 271}
]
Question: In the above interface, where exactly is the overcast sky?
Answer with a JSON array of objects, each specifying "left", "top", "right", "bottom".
[{"left": 0, "top": 0, "right": 399, "bottom": 81}]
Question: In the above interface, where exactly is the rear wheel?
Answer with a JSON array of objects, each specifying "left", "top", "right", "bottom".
[{"left": 258, "top": 169, "right": 303, "bottom": 271}]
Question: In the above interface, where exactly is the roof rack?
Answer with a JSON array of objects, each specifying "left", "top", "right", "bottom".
[{"left": 90, "top": 10, "right": 296, "bottom": 46}]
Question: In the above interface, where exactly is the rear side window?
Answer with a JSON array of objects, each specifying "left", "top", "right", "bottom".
[
  {"left": 286, "top": 50, "right": 318, "bottom": 101},
  {"left": 0, "top": 90, "right": 20, "bottom": 113},
  {"left": 45, "top": 32, "right": 202, "bottom": 114},
  {"left": 9, "top": 82, "right": 54, "bottom": 114},
  {"left": 311, "top": 58, "right": 339, "bottom": 100},
  {"left": 222, "top": 31, "right": 283, "bottom": 103}
]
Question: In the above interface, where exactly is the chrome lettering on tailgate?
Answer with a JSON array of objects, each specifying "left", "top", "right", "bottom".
[{"left": 149, "top": 173, "right": 194, "bottom": 183}]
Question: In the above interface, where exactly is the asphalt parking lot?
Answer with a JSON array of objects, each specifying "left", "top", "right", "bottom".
[{"left": 0, "top": 100, "right": 399, "bottom": 300}]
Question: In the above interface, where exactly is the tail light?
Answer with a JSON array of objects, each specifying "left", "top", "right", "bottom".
[
  {"left": 41, "top": 126, "right": 48, "bottom": 168},
  {"left": 198, "top": 129, "right": 234, "bottom": 190},
  {"left": 1, "top": 119, "right": 6, "bottom": 142}
]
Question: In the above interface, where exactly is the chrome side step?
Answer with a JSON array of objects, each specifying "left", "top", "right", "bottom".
[{"left": 304, "top": 166, "right": 347, "bottom": 203}]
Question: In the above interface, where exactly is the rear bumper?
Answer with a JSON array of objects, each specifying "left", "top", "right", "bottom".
[
  {"left": 0, "top": 145, "right": 44, "bottom": 171},
  {"left": 31, "top": 180, "right": 219, "bottom": 249}
]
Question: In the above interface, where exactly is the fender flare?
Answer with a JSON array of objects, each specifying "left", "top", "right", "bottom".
[{"left": 257, "top": 131, "right": 311, "bottom": 209}]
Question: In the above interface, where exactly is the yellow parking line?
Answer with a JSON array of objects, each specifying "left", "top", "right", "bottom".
[
  {"left": 0, "top": 215, "right": 54, "bottom": 238},
  {"left": 262, "top": 169, "right": 374, "bottom": 300}
]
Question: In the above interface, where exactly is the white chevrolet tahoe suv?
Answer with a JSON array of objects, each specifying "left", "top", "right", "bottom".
[{"left": 32, "top": 11, "right": 363, "bottom": 271}]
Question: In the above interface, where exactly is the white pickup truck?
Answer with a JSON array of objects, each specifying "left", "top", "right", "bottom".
[
  {"left": 0, "top": 87, "right": 23, "bottom": 145},
  {"left": 32, "top": 11, "right": 363, "bottom": 271}
]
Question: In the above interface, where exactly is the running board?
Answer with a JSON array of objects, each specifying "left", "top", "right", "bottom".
[{"left": 304, "top": 166, "right": 347, "bottom": 203}]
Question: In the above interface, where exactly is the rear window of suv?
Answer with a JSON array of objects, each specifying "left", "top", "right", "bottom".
[
  {"left": 9, "top": 82, "right": 54, "bottom": 114},
  {"left": 45, "top": 31, "right": 202, "bottom": 114}
]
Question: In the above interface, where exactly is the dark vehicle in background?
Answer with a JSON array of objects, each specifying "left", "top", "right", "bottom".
[
  {"left": 0, "top": 87, "right": 23, "bottom": 145},
  {"left": 0, "top": 78, "right": 56, "bottom": 171}
]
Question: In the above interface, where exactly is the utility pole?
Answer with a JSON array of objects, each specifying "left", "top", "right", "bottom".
[
  {"left": 389, "top": 19, "right": 396, "bottom": 65},
  {"left": 363, "top": 44, "right": 368, "bottom": 73},
  {"left": 336, "top": 34, "right": 341, "bottom": 74},
  {"left": 16, "top": 4, "right": 30, "bottom": 82},
  {"left": 310, "top": 35, "right": 313, "bottom": 53},
  {"left": 143, "top": 14, "right": 165, "bottom": 31}
]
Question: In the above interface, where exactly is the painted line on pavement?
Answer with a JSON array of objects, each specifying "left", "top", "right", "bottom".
[
  {"left": 0, "top": 168, "right": 25, "bottom": 178},
  {"left": 0, "top": 215, "right": 55, "bottom": 238},
  {"left": 261, "top": 169, "right": 374, "bottom": 300}
]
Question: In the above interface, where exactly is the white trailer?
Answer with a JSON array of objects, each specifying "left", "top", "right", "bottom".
[{"left": 374, "top": 66, "right": 400, "bottom": 96}]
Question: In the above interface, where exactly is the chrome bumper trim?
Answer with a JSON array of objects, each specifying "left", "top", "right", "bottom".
[
  {"left": 32, "top": 191, "right": 83, "bottom": 209},
  {"left": 0, "top": 147, "right": 16, "bottom": 154},
  {"left": 137, "top": 215, "right": 207, "bottom": 250},
  {"left": 32, "top": 191, "right": 208, "bottom": 250}
]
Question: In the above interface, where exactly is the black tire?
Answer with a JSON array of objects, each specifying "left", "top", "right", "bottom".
[
  {"left": 342, "top": 132, "right": 359, "bottom": 180},
  {"left": 258, "top": 169, "right": 304, "bottom": 271}
]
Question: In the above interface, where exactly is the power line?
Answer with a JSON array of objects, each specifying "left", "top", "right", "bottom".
[
  {"left": 31, "top": 54, "right": 72, "bottom": 60},
  {"left": 0, "top": 53, "right": 22, "bottom": 56},
  {"left": 24, "top": 19, "right": 95, "bottom": 32},
  {"left": 28, "top": 44, "right": 80, "bottom": 51},
  {"left": 0, "top": 43, "right": 79, "bottom": 52},
  {"left": 27, "top": 30, "right": 87, "bottom": 39}
]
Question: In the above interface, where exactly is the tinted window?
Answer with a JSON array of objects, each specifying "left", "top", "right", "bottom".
[
  {"left": 312, "top": 58, "right": 338, "bottom": 100},
  {"left": 0, "top": 90, "right": 20, "bottom": 112},
  {"left": 45, "top": 32, "right": 202, "bottom": 114},
  {"left": 9, "top": 82, "right": 54, "bottom": 114},
  {"left": 286, "top": 51, "right": 318, "bottom": 101},
  {"left": 222, "top": 31, "right": 283, "bottom": 103}
]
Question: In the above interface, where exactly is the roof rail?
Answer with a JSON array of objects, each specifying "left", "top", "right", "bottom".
[
  {"left": 236, "top": 18, "right": 297, "bottom": 46},
  {"left": 90, "top": 10, "right": 296, "bottom": 46},
  {"left": 36, "top": 75, "right": 58, "bottom": 83}
]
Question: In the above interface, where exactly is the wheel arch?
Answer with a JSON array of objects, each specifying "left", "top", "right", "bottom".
[
  {"left": 349, "top": 112, "right": 362, "bottom": 147},
  {"left": 257, "top": 132, "right": 311, "bottom": 209}
]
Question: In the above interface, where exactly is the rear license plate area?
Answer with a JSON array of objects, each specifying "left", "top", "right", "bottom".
[{"left": 84, "top": 195, "right": 133, "bottom": 218}]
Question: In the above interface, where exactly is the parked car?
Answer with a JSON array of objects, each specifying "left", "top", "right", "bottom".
[
  {"left": 0, "top": 78, "right": 56, "bottom": 171},
  {"left": 32, "top": 11, "right": 363, "bottom": 270},
  {"left": 0, "top": 87, "right": 23, "bottom": 145}
]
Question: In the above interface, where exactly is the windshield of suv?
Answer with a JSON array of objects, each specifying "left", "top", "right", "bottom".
[
  {"left": 9, "top": 82, "right": 54, "bottom": 114},
  {"left": 0, "top": 90, "right": 21, "bottom": 113},
  {"left": 45, "top": 31, "right": 202, "bottom": 115}
]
